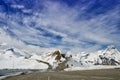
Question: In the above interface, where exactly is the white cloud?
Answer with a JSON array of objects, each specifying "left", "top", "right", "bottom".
[
  {"left": 22, "top": 9, "right": 31, "bottom": 13},
  {"left": 0, "top": 1, "right": 120, "bottom": 53},
  {"left": 11, "top": 5, "right": 24, "bottom": 9},
  {"left": 0, "top": 28, "right": 57, "bottom": 54}
]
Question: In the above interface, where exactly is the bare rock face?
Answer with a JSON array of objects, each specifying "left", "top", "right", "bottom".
[
  {"left": 40, "top": 50, "right": 67, "bottom": 70},
  {"left": 48, "top": 50, "right": 71, "bottom": 71},
  {"left": 51, "top": 50, "right": 62, "bottom": 62}
]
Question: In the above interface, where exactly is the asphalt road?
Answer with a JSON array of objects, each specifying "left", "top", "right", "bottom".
[{"left": 3, "top": 69, "right": 120, "bottom": 80}]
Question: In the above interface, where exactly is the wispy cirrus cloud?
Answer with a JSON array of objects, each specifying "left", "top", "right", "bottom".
[{"left": 0, "top": 0, "right": 120, "bottom": 53}]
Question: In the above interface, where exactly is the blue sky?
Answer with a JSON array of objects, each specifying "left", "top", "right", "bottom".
[{"left": 0, "top": 0, "right": 120, "bottom": 52}]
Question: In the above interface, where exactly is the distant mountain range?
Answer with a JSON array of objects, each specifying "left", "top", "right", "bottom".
[{"left": 0, "top": 44, "right": 120, "bottom": 70}]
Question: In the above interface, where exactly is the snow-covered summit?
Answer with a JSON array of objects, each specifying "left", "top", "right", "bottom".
[
  {"left": 0, "top": 47, "right": 48, "bottom": 69},
  {"left": 77, "top": 45, "right": 120, "bottom": 66},
  {"left": 102, "top": 45, "right": 120, "bottom": 58}
]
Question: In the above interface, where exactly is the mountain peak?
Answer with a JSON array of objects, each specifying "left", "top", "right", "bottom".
[
  {"left": 102, "top": 45, "right": 119, "bottom": 55},
  {"left": 107, "top": 45, "right": 116, "bottom": 49},
  {"left": 6, "top": 48, "right": 14, "bottom": 52}
]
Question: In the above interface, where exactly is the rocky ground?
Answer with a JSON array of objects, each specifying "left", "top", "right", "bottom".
[{"left": 3, "top": 68, "right": 120, "bottom": 80}]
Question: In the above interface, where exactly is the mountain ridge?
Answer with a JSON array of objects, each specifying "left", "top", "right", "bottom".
[{"left": 0, "top": 44, "right": 120, "bottom": 70}]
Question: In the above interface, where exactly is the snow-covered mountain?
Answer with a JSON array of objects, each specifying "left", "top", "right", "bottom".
[
  {"left": 0, "top": 46, "right": 66, "bottom": 70},
  {"left": 100, "top": 45, "right": 120, "bottom": 65},
  {"left": 0, "top": 28, "right": 120, "bottom": 70},
  {"left": 0, "top": 45, "right": 120, "bottom": 70},
  {"left": 30, "top": 50, "right": 66, "bottom": 69},
  {"left": 0, "top": 28, "right": 62, "bottom": 70},
  {"left": 0, "top": 47, "right": 48, "bottom": 69},
  {"left": 72, "top": 45, "right": 120, "bottom": 66}
]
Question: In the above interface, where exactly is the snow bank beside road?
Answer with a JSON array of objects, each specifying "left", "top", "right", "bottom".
[{"left": 64, "top": 65, "right": 120, "bottom": 71}]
